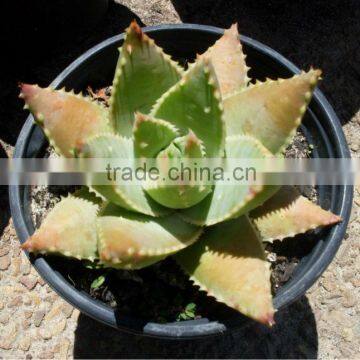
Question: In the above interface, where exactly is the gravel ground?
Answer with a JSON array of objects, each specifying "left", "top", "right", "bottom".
[{"left": 0, "top": 0, "right": 359, "bottom": 358}]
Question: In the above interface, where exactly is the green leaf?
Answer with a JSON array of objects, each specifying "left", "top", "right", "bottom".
[
  {"left": 151, "top": 57, "right": 225, "bottom": 157},
  {"left": 22, "top": 196, "right": 99, "bottom": 261},
  {"left": 223, "top": 69, "right": 321, "bottom": 154},
  {"left": 20, "top": 84, "right": 110, "bottom": 157},
  {"left": 185, "top": 302, "right": 196, "bottom": 312},
  {"left": 175, "top": 216, "right": 274, "bottom": 325},
  {"left": 133, "top": 112, "right": 179, "bottom": 158},
  {"left": 97, "top": 203, "right": 202, "bottom": 269},
  {"left": 144, "top": 131, "right": 212, "bottom": 209},
  {"left": 180, "top": 135, "right": 279, "bottom": 226},
  {"left": 200, "top": 24, "right": 249, "bottom": 95},
  {"left": 110, "top": 20, "right": 183, "bottom": 136},
  {"left": 250, "top": 186, "right": 342, "bottom": 242},
  {"left": 90, "top": 275, "right": 106, "bottom": 289},
  {"left": 81, "top": 134, "right": 169, "bottom": 217}
]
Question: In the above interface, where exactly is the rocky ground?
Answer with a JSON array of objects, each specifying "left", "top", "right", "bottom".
[{"left": 0, "top": 0, "right": 359, "bottom": 358}]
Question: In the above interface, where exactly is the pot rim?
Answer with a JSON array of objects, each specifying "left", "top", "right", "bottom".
[{"left": 9, "top": 23, "right": 353, "bottom": 339}]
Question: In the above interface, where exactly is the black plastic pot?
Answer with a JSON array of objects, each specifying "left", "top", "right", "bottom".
[{"left": 9, "top": 24, "right": 353, "bottom": 339}]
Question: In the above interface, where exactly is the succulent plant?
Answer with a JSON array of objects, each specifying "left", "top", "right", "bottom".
[{"left": 19, "top": 21, "right": 341, "bottom": 325}]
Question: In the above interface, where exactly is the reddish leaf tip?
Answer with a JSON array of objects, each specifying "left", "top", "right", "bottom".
[{"left": 129, "top": 19, "right": 143, "bottom": 39}]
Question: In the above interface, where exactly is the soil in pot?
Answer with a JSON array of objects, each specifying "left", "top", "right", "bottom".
[{"left": 29, "top": 86, "right": 320, "bottom": 323}]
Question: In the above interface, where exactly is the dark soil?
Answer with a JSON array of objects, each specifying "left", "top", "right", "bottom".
[{"left": 29, "top": 124, "right": 319, "bottom": 323}]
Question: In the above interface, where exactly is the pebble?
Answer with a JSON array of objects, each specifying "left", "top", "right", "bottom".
[
  {"left": 351, "top": 278, "right": 360, "bottom": 288},
  {"left": 0, "top": 312, "right": 10, "bottom": 325},
  {"left": 0, "top": 339, "right": 12, "bottom": 350},
  {"left": 0, "top": 255, "right": 11, "bottom": 270},
  {"left": 342, "top": 290, "right": 356, "bottom": 308},
  {"left": 45, "top": 303, "right": 63, "bottom": 321},
  {"left": 20, "top": 275, "right": 38, "bottom": 290},
  {"left": 24, "top": 310, "right": 32, "bottom": 319},
  {"left": 11, "top": 257, "right": 21, "bottom": 276},
  {"left": 18, "top": 337, "right": 31, "bottom": 351},
  {"left": 0, "top": 245, "right": 10, "bottom": 257},
  {"left": 38, "top": 277, "right": 46, "bottom": 286},
  {"left": 8, "top": 295, "right": 23, "bottom": 308},
  {"left": 0, "top": 300, "right": 4, "bottom": 310},
  {"left": 22, "top": 319, "right": 31, "bottom": 330},
  {"left": 38, "top": 351, "right": 54, "bottom": 359},
  {"left": 39, "top": 328, "right": 53, "bottom": 340},
  {"left": 342, "top": 327, "right": 354, "bottom": 342},
  {"left": 55, "top": 339, "right": 70, "bottom": 359},
  {"left": 61, "top": 303, "right": 74, "bottom": 318},
  {"left": 20, "top": 260, "right": 31, "bottom": 275},
  {"left": 351, "top": 143, "right": 359, "bottom": 152},
  {"left": 51, "top": 318, "right": 67, "bottom": 337},
  {"left": 33, "top": 309, "right": 46, "bottom": 327}
]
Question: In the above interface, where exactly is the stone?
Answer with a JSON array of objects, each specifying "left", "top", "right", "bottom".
[
  {"left": 26, "top": 354, "right": 33, "bottom": 360},
  {"left": 0, "top": 300, "right": 4, "bottom": 310},
  {"left": 55, "top": 339, "right": 70, "bottom": 359},
  {"left": 51, "top": 319, "right": 67, "bottom": 337},
  {"left": 45, "top": 303, "right": 62, "bottom": 321},
  {"left": 342, "top": 327, "right": 354, "bottom": 342},
  {"left": 11, "top": 257, "right": 21, "bottom": 276},
  {"left": 61, "top": 303, "right": 74, "bottom": 318},
  {"left": 0, "top": 255, "right": 11, "bottom": 270},
  {"left": 22, "top": 319, "right": 31, "bottom": 330},
  {"left": 20, "top": 275, "right": 38, "bottom": 290},
  {"left": 0, "top": 245, "right": 10, "bottom": 257},
  {"left": 18, "top": 337, "right": 31, "bottom": 351},
  {"left": 342, "top": 290, "right": 356, "bottom": 308},
  {"left": 39, "top": 328, "right": 53, "bottom": 340},
  {"left": 351, "top": 278, "right": 360, "bottom": 287},
  {"left": 20, "top": 260, "right": 31, "bottom": 275},
  {"left": 33, "top": 309, "right": 46, "bottom": 327},
  {"left": 38, "top": 351, "right": 54, "bottom": 359},
  {"left": 24, "top": 310, "right": 32, "bottom": 319},
  {"left": 8, "top": 295, "right": 23, "bottom": 308},
  {"left": 0, "top": 312, "right": 10, "bottom": 325},
  {"left": 38, "top": 277, "right": 46, "bottom": 286},
  {"left": 351, "top": 143, "right": 359, "bottom": 151},
  {"left": 0, "top": 339, "right": 12, "bottom": 350}
]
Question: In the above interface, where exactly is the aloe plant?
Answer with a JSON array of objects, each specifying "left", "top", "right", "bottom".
[{"left": 19, "top": 21, "right": 341, "bottom": 325}]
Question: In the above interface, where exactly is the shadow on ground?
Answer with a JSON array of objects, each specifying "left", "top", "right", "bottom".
[
  {"left": 73, "top": 296, "right": 317, "bottom": 359},
  {"left": 0, "top": 0, "right": 143, "bottom": 146},
  {"left": 0, "top": 145, "right": 10, "bottom": 238},
  {"left": 171, "top": 0, "right": 360, "bottom": 125}
]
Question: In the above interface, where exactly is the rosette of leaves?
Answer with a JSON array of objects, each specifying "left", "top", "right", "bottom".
[{"left": 20, "top": 21, "right": 341, "bottom": 325}]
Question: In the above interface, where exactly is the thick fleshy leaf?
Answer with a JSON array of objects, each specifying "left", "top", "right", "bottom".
[
  {"left": 22, "top": 197, "right": 99, "bottom": 260},
  {"left": 180, "top": 135, "right": 279, "bottom": 226},
  {"left": 250, "top": 186, "right": 342, "bottom": 242},
  {"left": 144, "top": 131, "right": 212, "bottom": 209},
  {"left": 73, "top": 186, "right": 104, "bottom": 206},
  {"left": 223, "top": 70, "right": 321, "bottom": 154},
  {"left": 98, "top": 204, "right": 202, "bottom": 269},
  {"left": 175, "top": 216, "right": 274, "bottom": 325},
  {"left": 133, "top": 112, "right": 179, "bottom": 158},
  {"left": 80, "top": 134, "right": 169, "bottom": 217},
  {"left": 20, "top": 84, "right": 109, "bottom": 157},
  {"left": 151, "top": 57, "right": 225, "bottom": 157},
  {"left": 200, "top": 24, "right": 249, "bottom": 95},
  {"left": 110, "top": 20, "right": 183, "bottom": 136}
]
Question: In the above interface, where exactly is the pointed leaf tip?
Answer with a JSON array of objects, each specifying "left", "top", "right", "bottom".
[
  {"left": 176, "top": 216, "right": 274, "bottom": 324},
  {"left": 223, "top": 69, "right": 322, "bottom": 154},
  {"left": 250, "top": 186, "right": 342, "bottom": 242},
  {"left": 20, "top": 84, "right": 110, "bottom": 157},
  {"left": 22, "top": 197, "right": 99, "bottom": 260},
  {"left": 200, "top": 23, "right": 249, "bottom": 95},
  {"left": 110, "top": 21, "right": 183, "bottom": 136}
]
